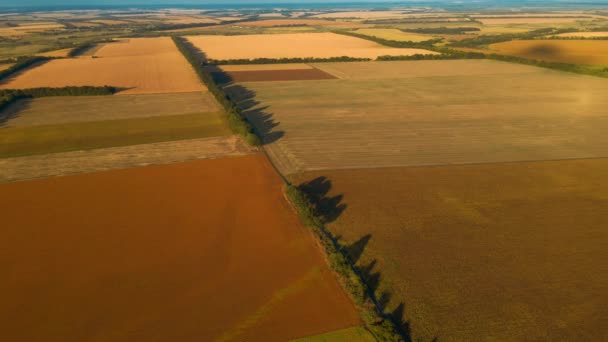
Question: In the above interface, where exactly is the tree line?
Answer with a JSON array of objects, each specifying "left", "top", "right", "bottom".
[
  {"left": 334, "top": 30, "right": 443, "bottom": 49},
  {"left": 171, "top": 36, "right": 261, "bottom": 146},
  {"left": 449, "top": 27, "right": 578, "bottom": 48},
  {"left": 0, "top": 86, "right": 117, "bottom": 113},
  {"left": 0, "top": 56, "right": 50, "bottom": 82}
]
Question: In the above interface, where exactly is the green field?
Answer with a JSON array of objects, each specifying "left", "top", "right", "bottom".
[
  {"left": 0, "top": 112, "right": 229, "bottom": 158},
  {"left": 291, "top": 158, "right": 608, "bottom": 341}
]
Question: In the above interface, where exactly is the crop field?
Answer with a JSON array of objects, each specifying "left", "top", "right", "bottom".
[
  {"left": 225, "top": 60, "right": 608, "bottom": 175},
  {"left": 290, "top": 158, "right": 608, "bottom": 341},
  {"left": 186, "top": 33, "right": 437, "bottom": 60},
  {"left": 477, "top": 17, "right": 600, "bottom": 24},
  {"left": 0, "top": 154, "right": 361, "bottom": 341},
  {"left": 2, "top": 92, "right": 219, "bottom": 127},
  {"left": 489, "top": 40, "right": 608, "bottom": 65},
  {"left": 0, "top": 38, "right": 204, "bottom": 94},
  {"left": 0, "top": 112, "right": 229, "bottom": 158},
  {"left": 238, "top": 19, "right": 359, "bottom": 28},
  {"left": 353, "top": 28, "right": 436, "bottom": 42},
  {"left": 0, "top": 63, "right": 13, "bottom": 71},
  {"left": 212, "top": 68, "right": 336, "bottom": 83},
  {"left": 554, "top": 31, "right": 608, "bottom": 37}
]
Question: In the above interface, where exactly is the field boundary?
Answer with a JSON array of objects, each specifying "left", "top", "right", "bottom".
[{"left": 172, "top": 36, "right": 261, "bottom": 146}]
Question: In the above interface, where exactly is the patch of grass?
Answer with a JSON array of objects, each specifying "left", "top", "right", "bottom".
[{"left": 0, "top": 112, "right": 229, "bottom": 158}]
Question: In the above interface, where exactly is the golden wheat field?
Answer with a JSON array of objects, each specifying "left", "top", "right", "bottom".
[
  {"left": 489, "top": 40, "right": 608, "bottom": 65},
  {"left": 0, "top": 38, "right": 204, "bottom": 94},
  {"left": 554, "top": 31, "right": 608, "bottom": 37},
  {"left": 186, "top": 33, "right": 437, "bottom": 60}
]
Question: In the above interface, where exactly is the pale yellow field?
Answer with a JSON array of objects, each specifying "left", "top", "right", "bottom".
[
  {"left": 216, "top": 63, "right": 314, "bottom": 71},
  {"left": 186, "top": 33, "right": 438, "bottom": 60},
  {"left": 239, "top": 19, "right": 358, "bottom": 28},
  {"left": 354, "top": 28, "right": 435, "bottom": 42},
  {"left": 0, "top": 37, "right": 204, "bottom": 95},
  {"left": 554, "top": 31, "right": 608, "bottom": 38},
  {"left": 36, "top": 48, "right": 72, "bottom": 57}
]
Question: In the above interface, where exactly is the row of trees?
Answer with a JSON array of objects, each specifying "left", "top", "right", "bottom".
[
  {"left": 0, "top": 86, "right": 117, "bottom": 112},
  {"left": 171, "top": 36, "right": 261, "bottom": 146},
  {"left": 0, "top": 56, "right": 50, "bottom": 82},
  {"left": 209, "top": 56, "right": 371, "bottom": 65}
]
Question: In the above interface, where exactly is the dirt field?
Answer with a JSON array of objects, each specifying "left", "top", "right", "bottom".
[
  {"left": 0, "top": 154, "right": 361, "bottom": 341},
  {"left": 213, "top": 68, "right": 336, "bottom": 83},
  {"left": 186, "top": 33, "right": 437, "bottom": 60},
  {"left": 0, "top": 38, "right": 204, "bottom": 94},
  {"left": 554, "top": 31, "right": 608, "bottom": 37},
  {"left": 0, "top": 112, "right": 229, "bottom": 158},
  {"left": 0, "top": 136, "right": 255, "bottom": 183},
  {"left": 226, "top": 60, "right": 608, "bottom": 175},
  {"left": 291, "top": 158, "right": 608, "bottom": 341},
  {"left": 1, "top": 92, "right": 219, "bottom": 127},
  {"left": 489, "top": 40, "right": 608, "bottom": 65},
  {"left": 353, "top": 28, "right": 435, "bottom": 42}
]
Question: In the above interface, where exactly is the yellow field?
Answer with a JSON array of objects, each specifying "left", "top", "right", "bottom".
[
  {"left": 554, "top": 31, "right": 608, "bottom": 38},
  {"left": 353, "top": 28, "right": 434, "bottom": 42},
  {"left": 186, "top": 33, "right": 437, "bottom": 60},
  {"left": 0, "top": 37, "right": 204, "bottom": 95},
  {"left": 489, "top": 39, "right": 608, "bottom": 65},
  {"left": 214, "top": 63, "right": 314, "bottom": 72}
]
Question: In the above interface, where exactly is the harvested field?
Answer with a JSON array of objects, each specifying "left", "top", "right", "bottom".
[
  {"left": 291, "top": 326, "right": 375, "bottom": 342},
  {"left": 36, "top": 48, "right": 72, "bottom": 57},
  {"left": 290, "top": 158, "right": 608, "bottom": 341},
  {"left": 213, "top": 68, "right": 336, "bottom": 84},
  {"left": 553, "top": 31, "right": 608, "bottom": 38},
  {"left": 489, "top": 39, "right": 608, "bottom": 65},
  {"left": 225, "top": 60, "right": 608, "bottom": 175},
  {"left": 0, "top": 112, "right": 229, "bottom": 158},
  {"left": 238, "top": 19, "right": 357, "bottom": 28},
  {"left": 0, "top": 136, "right": 254, "bottom": 183},
  {"left": 311, "top": 11, "right": 410, "bottom": 19},
  {"left": 0, "top": 37, "right": 204, "bottom": 94},
  {"left": 353, "top": 28, "right": 435, "bottom": 42},
  {"left": 1, "top": 92, "right": 219, "bottom": 127},
  {"left": 215, "top": 63, "right": 314, "bottom": 71},
  {"left": 186, "top": 33, "right": 437, "bottom": 60},
  {"left": 0, "top": 154, "right": 361, "bottom": 341}
]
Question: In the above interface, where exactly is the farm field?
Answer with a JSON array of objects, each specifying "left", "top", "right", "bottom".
[
  {"left": 290, "top": 158, "right": 608, "bottom": 341},
  {"left": 0, "top": 37, "right": 204, "bottom": 94},
  {"left": 553, "top": 31, "right": 608, "bottom": 37},
  {"left": 0, "top": 154, "right": 361, "bottom": 341},
  {"left": 186, "top": 33, "right": 437, "bottom": 60},
  {"left": 238, "top": 19, "right": 357, "bottom": 28},
  {"left": 0, "top": 136, "right": 255, "bottom": 183},
  {"left": 0, "top": 112, "right": 229, "bottom": 158},
  {"left": 211, "top": 67, "right": 336, "bottom": 83},
  {"left": 291, "top": 326, "right": 376, "bottom": 342},
  {"left": 226, "top": 60, "right": 608, "bottom": 175},
  {"left": 353, "top": 28, "right": 436, "bottom": 42},
  {"left": 488, "top": 40, "right": 608, "bottom": 65},
  {"left": 1, "top": 92, "right": 220, "bottom": 127}
]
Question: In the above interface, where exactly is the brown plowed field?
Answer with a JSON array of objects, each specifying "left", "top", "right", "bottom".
[
  {"left": 0, "top": 154, "right": 360, "bottom": 341},
  {"left": 0, "top": 37, "right": 204, "bottom": 94},
  {"left": 213, "top": 68, "right": 337, "bottom": 83}
]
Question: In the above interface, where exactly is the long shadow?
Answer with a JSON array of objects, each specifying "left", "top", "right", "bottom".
[
  {"left": 222, "top": 82, "right": 284, "bottom": 145},
  {"left": 0, "top": 98, "right": 32, "bottom": 127},
  {"left": 295, "top": 176, "right": 415, "bottom": 341}
]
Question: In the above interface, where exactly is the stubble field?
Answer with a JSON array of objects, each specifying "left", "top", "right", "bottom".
[
  {"left": 186, "top": 33, "right": 437, "bottom": 60},
  {"left": 0, "top": 154, "right": 361, "bottom": 341},
  {"left": 290, "top": 159, "right": 608, "bottom": 341},
  {"left": 489, "top": 39, "right": 608, "bottom": 65},
  {"left": 0, "top": 37, "right": 204, "bottom": 94},
  {"left": 227, "top": 60, "right": 608, "bottom": 175}
]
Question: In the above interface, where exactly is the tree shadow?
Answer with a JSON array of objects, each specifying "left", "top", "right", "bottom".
[
  {"left": 0, "top": 98, "right": 32, "bottom": 127},
  {"left": 223, "top": 83, "right": 284, "bottom": 145},
  {"left": 297, "top": 176, "right": 346, "bottom": 224}
]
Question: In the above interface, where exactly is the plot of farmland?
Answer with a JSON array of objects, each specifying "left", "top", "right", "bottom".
[
  {"left": 353, "top": 28, "right": 435, "bottom": 42},
  {"left": 291, "top": 158, "right": 608, "bottom": 341},
  {"left": 226, "top": 60, "right": 608, "bottom": 175},
  {"left": 0, "top": 154, "right": 361, "bottom": 341},
  {"left": 186, "top": 32, "right": 437, "bottom": 60},
  {"left": 1, "top": 92, "right": 219, "bottom": 127},
  {"left": 0, "top": 37, "right": 204, "bottom": 94},
  {"left": 489, "top": 39, "right": 608, "bottom": 65}
]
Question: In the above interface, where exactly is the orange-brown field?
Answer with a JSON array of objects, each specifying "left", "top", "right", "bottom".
[
  {"left": 291, "top": 158, "right": 608, "bottom": 341},
  {"left": 0, "top": 38, "right": 204, "bottom": 94},
  {"left": 489, "top": 39, "right": 608, "bottom": 65},
  {"left": 0, "top": 154, "right": 361, "bottom": 341},
  {"left": 186, "top": 33, "right": 437, "bottom": 60}
]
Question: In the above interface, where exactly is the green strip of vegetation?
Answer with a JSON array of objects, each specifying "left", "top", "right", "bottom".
[
  {"left": 171, "top": 36, "right": 261, "bottom": 146},
  {"left": 0, "top": 112, "right": 229, "bottom": 158},
  {"left": 400, "top": 27, "right": 481, "bottom": 34},
  {"left": 0, "top": 86, "right": 118, "bottom": 113},
  {"left": 449, "top": 27, "right": 578, "bottom": 48},
  {"left": 333, "top": 30, "right": 443, "bottom": 49},
  {"left": 0, "top": 56, "right": 50, "bottom": 82},
  {"left": 209, "top": 56, "right": 372, "bottom": 65},
  {"left": 284, "top": 185, "right": 404, "bottom": 342}
]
